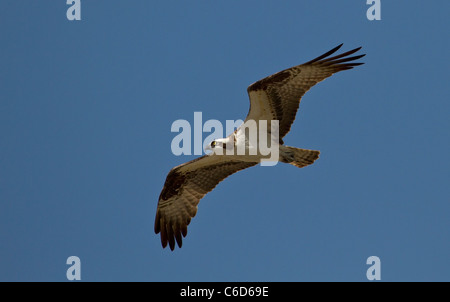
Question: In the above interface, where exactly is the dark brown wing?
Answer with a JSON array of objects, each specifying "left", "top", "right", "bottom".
[
  {"left": 155, "top": 154, "right": 257, "bottom": 250},
  {"left": 245, "top": 44, "right": 365, "bottom": 140}
]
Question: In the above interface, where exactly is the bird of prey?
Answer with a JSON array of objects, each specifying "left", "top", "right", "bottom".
[{"left": 155, "top": 44, "right": 365, "bottom": 250}]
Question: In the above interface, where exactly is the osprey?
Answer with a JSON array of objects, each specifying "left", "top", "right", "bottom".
[{"left": 155, "top": 44, "right": 365, "bottom": 250}]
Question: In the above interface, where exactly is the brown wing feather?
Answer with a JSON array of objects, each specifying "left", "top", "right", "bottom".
[
  {"left": 246, "top": 44, "right": 365, "bottom": 139},
  {"left": 155, "top": 155, "right": 257, "bottom": 250}
]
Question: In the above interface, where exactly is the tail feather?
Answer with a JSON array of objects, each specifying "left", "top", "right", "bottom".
[{"left": 280, "top": 146, "right": 320, "bottom": 168}]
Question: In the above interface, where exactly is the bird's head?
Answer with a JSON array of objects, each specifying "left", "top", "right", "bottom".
[{"left": 205, "top": 137, "right": 233, "bottom": 155}]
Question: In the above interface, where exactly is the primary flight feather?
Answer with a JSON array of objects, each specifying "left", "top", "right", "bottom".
[{"left": 155, "top": 44, "right": 365, "bottom": 250}]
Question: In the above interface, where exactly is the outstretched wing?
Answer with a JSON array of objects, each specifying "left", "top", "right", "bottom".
[
  {"left": 155, "top": 154, "right": 257, "bottom": 250},
  {"left": 245, "top": 44, "right": 365, "bottom": 140}
]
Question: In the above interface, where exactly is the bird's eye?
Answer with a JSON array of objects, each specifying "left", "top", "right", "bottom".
[{"left": 210, "top": 141, "right": 216, "bottom": 147}]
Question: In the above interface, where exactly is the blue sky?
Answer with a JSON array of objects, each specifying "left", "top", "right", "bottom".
[{"left": 1, "top": 1, "right": 449, "bottom": 281}]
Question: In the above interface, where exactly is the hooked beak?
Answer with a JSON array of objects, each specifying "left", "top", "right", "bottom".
[{"left": 204, "top": 144, "right": 213, "bottom": 154}]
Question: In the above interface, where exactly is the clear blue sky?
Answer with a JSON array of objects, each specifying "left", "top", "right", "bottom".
[{"left": 1, "top": 1, "right": 449, "bottom": 281}]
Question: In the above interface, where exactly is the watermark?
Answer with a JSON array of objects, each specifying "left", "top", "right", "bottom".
[
  {"left": 66, "top": 0, "right": 81, "bottom": 21},
  {"left": 180, "top": 286, "right": 269, "bottom": 298},
  {"left": 366, "top": 0, "right": 381, "bottom": 21},
  {"left": 170, "top": 112, "right": 279, "bottom": 166},
  {"left": 66, "top": 256, "right": 81, "bottom": 280},
  {"left": 366, "top": 256, "right": 381, "bottom": 280}
]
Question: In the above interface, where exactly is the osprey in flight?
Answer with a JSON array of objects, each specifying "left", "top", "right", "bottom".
[{"left": 155, "top": 44, "right": 365, "bottom": 250}]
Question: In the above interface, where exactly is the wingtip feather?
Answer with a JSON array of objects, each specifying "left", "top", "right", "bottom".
[{"left": 305, "top": 43, "right": 344, "bottom": 64}]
